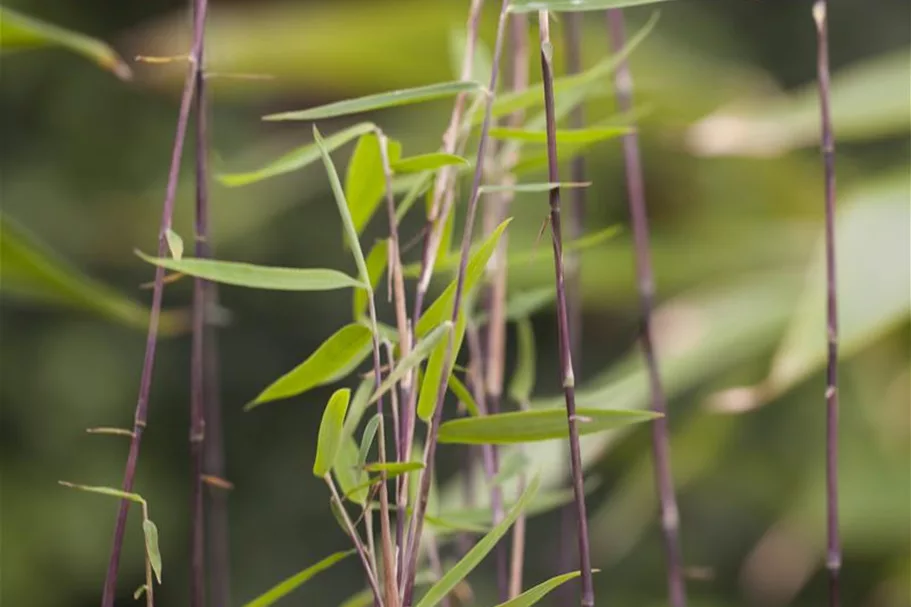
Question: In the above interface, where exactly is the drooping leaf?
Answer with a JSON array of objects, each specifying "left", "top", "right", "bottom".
[
  {"left": 353, "top": 239, "right": 390, "bottom": 320},
  {"left": 448, "top": 374, "right": 481, "bottom": 417},
  {"left": 438, "top": 407, "right": 659, "bottom": 445},
  {"left": 416, "top": 218, "right": 512, "bottom": 337},
  {"left": 344, "top": 133, "right": 403, "bottom": 235},
  {"left": 416, "top": 312, "right": 468, "bottom": 422},
  {"left": 0, "top": 215, "right": 186, "bottom": 334},
  {"left": 264, "top": 80, "right": 485, "bottom": 121},
  {"left": 136, "top": 252, "right": 363, "bottom": 292},
  {"left": 217, "top": 122, "right": 375, "bottom": 187},
  {"left": 492, "top": 571, "right": 589, "bottom": 607},
  {"left": 58, "top": 481, "right": 145, "bottom": 505},
  {"left": 508, "top": 318, "right": 537, "bottom": 406},
  {"left": 0, "top": 6, "right": 131, "bottom": 79},
  {"left": 248, "top": 324, "right": 373, "bottom": 409},
  {"left": 142, "top": 519, "right": 163, "bottom": 584},
  {"left": 243, "top": 550, "right": 356, "bottom": 607},
  {"left": 479, "top": 182, "right": 590, "bottom": 194},
  {"left": 508, "top": 0, "right": 673, "bottom": 12},
  {"left": 313, "top": 389, "right": 352, "bottom": 477},
  {"left": 489, "top": 126, "right": 629, "bottom": 144},
  {"left": 371, "top": 321, "right": 454, "bottom": 404},
  {"left": 392, "top": 153, "right": 470, "bottom": 174},
  {"left": 415, "top": 475, "right": 541, "bottom": 607},
  {"left": 364, "top": 461, "right": 425, "bottom": 474},
  {"left": 357, "top": 414, "right": 381, "bottom": 467},
  {"left": 334, "top": 437, "right": 369, "bottom": 505}
]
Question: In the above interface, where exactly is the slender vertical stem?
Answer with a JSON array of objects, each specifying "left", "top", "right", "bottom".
[
  {"left": 538, "top": 11, "right": 595, "bottom": 607},
  {"left": 326, "top": 478, "right": 384, "bottom": 604},
  {"left": 812, "top": 3, "right": 841, "bottom": 605},
  {"left": 605, "top": 9, "right": 686, "bottom": 607},
  {"left": 189, "top": 1, "right": 209, "bottom": 603},
  {"left": 557, "top": 14, "right": 587, "bottom": 603},
  {"left": 101, "top": 4, "right": 208, "bottom": 605},
  {"left": 400, "top": 3, "right": 513, "bottom": 604}
]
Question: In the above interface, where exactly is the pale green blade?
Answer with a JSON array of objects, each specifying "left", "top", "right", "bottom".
[
  {"left": 248, "top": 324, "right": 373, "bottom": 409},
  {"left": 438, "top": 407, "right": 659, "bottom": 445},
  {"left": 479, "top": 182, "right": 590, "bottom": 194},
  {"left": 370, "top": 321, "right": 453, "bottom": 405},
  {"left": 508, "top": 318, "right": 537, "bottom": 406},
  {"left": 509, "top": 0, "right": 673, "bottom": 12},
  {"left": 416, "top": 311, "right": 468, "bottom": 422},
  {"left": 0, "top": 6, "right": 131, "bottom": 79},
  {"left": 357, "top": 414, "right": 381, "bottom": 467},
  {"left": 489, "top": 126, "right": 629, "bottom": 144},
  {"left": 492, "top": 571, "right": 588, "bottom": 607},
  {"left": 392, "top": 153, "right": 470, "bottom": 174},
  {"left": 243, "top": 550, "right": 355, "bottom": 607},
  {"left": 334, "top": 437, "right": 369, "bottom": 505},
  {"left": 415, "top": 476, "right": 541, "bottom": 607},
  {"left": 136, "top": 252, "right": 363, "bottom": 292},
  {"left": 364, "top": 462, "right": 424, "bottom": 474},
  {"left": 313, "top": 389, "right": 352, "bottom": 477},
  {"left": 264, "top": 81, "right": 485, "bottom": 121},
  {"left": 448, "top": 374, "right": 480, "bottom": 417},
  {"left": 343, "top": 133, "right": 402, "bottom": 235},
  {"left": 142, "top": 520, "right": 163, "bottom": 584},
  {"left": 58, "top": 481, "right": 145, "bottom": 505}
]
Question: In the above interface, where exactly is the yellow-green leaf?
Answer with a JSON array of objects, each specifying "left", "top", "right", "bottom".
[
  {"left": 58, "top": 481, "right": 145, "bottom": 505},
  {"left": 489, "top": 126, "right": 629, "bottom": 144},
  {"left": 264, "top": 80, "right": 485, "bottom": 121},
  {"left": 392, "top": 153, "right": 469, "bottom": 174},
  {"left": 479, "top": 182, "right": 590, "bottom": 194},
  {"left": 357, "top": 414, "right": 381, "bottom": 467},
  {"left": 334, "top": 437, "right": 369, "bottom": 505},
  {"left": 142, "top": 519, "right": 163, "bottom": 584},
  {"left": 416, "top": 313, "right": 467, "bottom": 422},
  {"left": 363, "top": 461, "right": 424, "bottom": 474},
  {"left": 448, "top": 374, "right": 480, "bottom": 417},
  {"left": 247, "top": 324, "right": 373, "bottom": 409},
  {"left": 0, "top": 6, "right": 131, "bottom": 79},
  {"left": 353, "top": 239, "right": 389, "bottom": 320},
  {"left": 243, "top": 550, "right": 355, "bottom": 607},
  {"left": 165, "top": 229, "right": 184, "bottom": 260},
  {"left": 313, "top": 388, "right": 352, "bottom": 477},
  {"left": 508, "top": 318, "right": 537, "bottom": 406},
  {"left": 342, "top": 375, "right": 376, "bottom": 439},
  {"left": 345, "top": 133, "right": 402, "bottom": 235},
  {"left": 492, "top": 571, "right": 590, "bottom": 607},
  {"left": 438, "top": 407, "right": 660, "bottom": 445},
  {"left": 371, "top": 321, "right": 453, "bottom": 405}
]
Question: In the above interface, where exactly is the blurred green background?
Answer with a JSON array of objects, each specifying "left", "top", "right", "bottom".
[{"left": 1, "top": 1, "right": 909, "bottom": 606}]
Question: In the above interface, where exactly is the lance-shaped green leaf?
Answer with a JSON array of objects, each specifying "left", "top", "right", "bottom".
[
  {"left": 342, "top": 375, "right": 376, "bottom": 438},
  {"left": 416, "top": 218, "right": 512, "bottom": 337},
  {"left": 243, "top": 550, "right": 355, "bottom": 607},
  {"left": 264, "top": 80, "right": 486, "bottom": 121},
  {"left": 438, "top": 407, "right": 660, "bottom": 445},
  {"left": 58, "top": 481, "right": 145, "bottom": 505},
  {"left": 417, "top": 312, "right": 467, "bottom": 422},
  {"left": 415, "top": 475, "right": 541, "bottom": 607},
  {"left": 334, "top": 437, "right": 369, "bottom": 505},
  {"left": 357, "top": 414, "right": 381, "bottom": 467},
  {"left": 489, "top": 126, "right": 629, "bottom": 144},
  {"left": 217, "top": 122, "right": 375, "bottom": 187},
  {"left": 352, "top": 239, "right": 389, "bottom": 320},
  {"left": 0, "top": 215, "right": 186, "bottom": 334},
  {"left": 345, "top": 133, "right": 403, "bottom": 235},
  {"left": 392, "top": 153, "right": 470, "bottom": 174},
  {"left": 448, "top": 374, "right": 480, "bottom": 417},
  {"left": 508, "top": 318, "right": 537, "bottom": 406},
  {"left": 0, "top": 6, "right": 131, "bottom": 79},
  {"left": 492, "top": 571, "right": 590, "bottom": 607},
  {"left": 509, "top": 0, "right": 673, "bottom": 12},
  {"left": 479, "top": 182, "right": 590, "bottom": 194},
  {"left": 136, "top": 252, "right": 363, "bottom": 292},
  {"left": 313, "top": 389, "right": 352, "bottom": 477},
  {"left": 142, "top": 520, "right": 163, "bottom": 584},
  {"left": 363, "top": 461, "right": 425, "bottom": 475},
  {"left": 370, "top": 321, "right": 453, "bottom": 404},
  {"left": 248, "top": 324, "right": 373, "bottom": 409}
]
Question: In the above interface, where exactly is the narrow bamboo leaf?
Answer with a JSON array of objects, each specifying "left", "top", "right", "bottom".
[
  {"left": 58, "top": 481, "right": 145, "bottom": 505},
  {"left": 243, "top": 550, "right": 356, "bottom": 607},
  {"left": 424, "top": 514, "right": 490, "bottom": 534},
  {"left": 264, "top": 81, "right": 485, "bottom": 121},
  {"left": 416, "top": 313, "right": 467, "bottom": 422},
  {"left": 165, "top": 229, "right": 184, "bottom": 260},
  {"left": 508, "top": 0, "right": 673, "bottom": 12},
  {"left": 416, "top": 218, "right": 512, "bottom": 337},
  {"left": 364, "top": 462, "right": 425, "bottom": 474},
  {"left": 0, "top": 6, "right": 131, "bottom": 79},
  {"left": 136, "top": 252, "right": 363, "bottom": 292},
  {"left": 0, "top": 215, "right": 186, "bottom": 334},
  {"left": 142, "top": 519, "right": 163, "bottom": 584},
  {"left": 342, "top": 375, "right": 377, "bottom": 438},
  {"left": 508, "top": 318, "right": 537, "bottom": 406},
  {"left": 438, "top": 407, "right": 660, "bottom": 445},
  {"left": 353, "top": 239, "right": 389, "bottom": 320},
  {"left": 448, "top": 374, "right": 480, "bottom": 417},
  {"left": 392, "top": 153, "right": 470, "bottom": 174},
  {"left": 492, "top": 571, "right": 589, "bottom": 607},
  {"left": 491, "top": 451, "right": 530, "bottom": 486},
  {"left": 217, "top": 122, "right": 375, "bottom": 187},
  {"left": 489, "top": 126, "right": 629, "bottom": 144},
  {"left": 313, "top": 389, "right": 352, "bottom": 477},
  {"left": 334, "top": 437, "right": 369, "bottom": 505},
  {"left": 506, "top": 288, "right": 555, "bottom": 321},
  {"left": 370, "top": 321, "right": 454, "bottom": 404},
  {"left": 248, "top": 324, "right": 373, "bottom": 409},
  {"left": 344, "top": 133, "right": 403, "bottom": 235},
  {"left": 479, "top": 182, "right": 590, "bottom": 194},
  {"left": 357, "top": 414, "right": 381, "bottom": 467},
  {"left": 415, "top": 475, "right": 541, "bottom": 607}
]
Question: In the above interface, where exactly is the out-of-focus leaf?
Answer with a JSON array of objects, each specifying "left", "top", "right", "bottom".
[
  {"left": 136, "top": 252, "right": 363, "bottom": 292},
  {"left": 416, "top": 218, "right": 512, "bottom": 337},
  {"left": 353, "top": 239, "right": 389, "bottom": 320},
  {"left": 58, "top": 481, "right": 145, "bottom": 505},
  {"left": 342, "top": 376, "right": 376, "bottom": 439},
  {"left": 491, "top": 451, "right": 530, "bottom": 486},
  {"left": 142, "top": 520, "right": 163, "bottom": 584},
  {"left": 0, "top": 215, "right": 186, "bottom": 334},
  {"left": 344, "top": 133, "right": 402, "bottom": 235},
  {"left": 248, "top": 324, "right": 373, "bottom": 409},
  {"left": 492, "top": 571, "right": 588, "bottom": 607},
  {"left": 479, "top": 182, "right": 590, "bottom": 194},
  {"left": 0, "top": 6, "right": 131, "bottom": 79},
  {"left": 334, "top": 437, "right": 369, "bottom": 505},
  {"left": 489, "top": 126, "right": 629, "bottom": 144},
  {"left": 505, "top": 288, "right": 555, "bottom": 321},
  {"left": 508, "top": 318, "right": 537, "bottom": 406},
  {"left": 416, "top": 312, "right": 467, "bottom": 422},
  {"left": 448, "top": 374, "right": 481, "bottom": 417},
  {"left": 438, "top": 407, "right": 659, "bottom": 445},
  {"left": 264, "top": 81, "right": 485, "bottom": 121},
  {"left": 164, "top": 229, "right": 184, "bottom": 260},
  {"left": 448, "top": 26, "right": 492, "bottom": 85},
  {"left": 687, "top": 49, "right": 911, "bottom": 156},
  {"left": 364, "top": 462, "right": 424, "bottom": 474},
  {"left": 415, "top": 475, "right": 541, "bottom": 607},
  {"left": 357, "top": 414, "right": 381, "bottom": 467},
  {"left": 243, "top": 550, "right": 355, "bottom": 607},
  {"left": 392, "top": 153, "right": 469, "bottom": 174},
  {"left": 509, "top": 0, "right": 672, "bottom": 11},
  {"left": 217, "top": 122, "right": 375, "bottom": 187},
  {"left": 313, "top": 389, "right": 352, "bottom": 477},
  {"left": 371, "top": 321, "right": 453, "bottom": 404}
]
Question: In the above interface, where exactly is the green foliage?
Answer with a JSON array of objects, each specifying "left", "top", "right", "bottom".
[
  {"left": 488, "top": 126, "right": 629, "bottom": 144},
  {"left": 508, "top": 318, "right": 537, "bottom": 406},
  {"left": 243, "top": 550, "right": 355, "bottom": 607},
  {"left": 344, "top": 133, "right": 402, "bottom": 235},
  {"left": 416, "top": 312, "right": 467, "bottom": 422},
  {"left": 352, "top": 239, "right": 389, "bottom": 320},
  {"left": 334, "top": 437, "right": 370, "bottom": 505},
  {"left": 447, "top": 374, "right": 481, "bottom": 417},
  {"left": 313, "top": 389, "right": 352, "bottom": 478},
  {"left": 492, "top": 571, "right": 588, "bottom": 607},
  {"left": 479, "top": 182, "right": 590, "bottom": 194},
  {"left": 391, "top": 153, "right": 469, "bottom": 174},
  {"left": 357, "top": 414, "right": 381, "bottom": 467},
  {"left": 141, "top": 520, "right": 163, "bottom": 584},
  {"left": 372, "top": 320, "right": 453, "bottom": 405}
]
